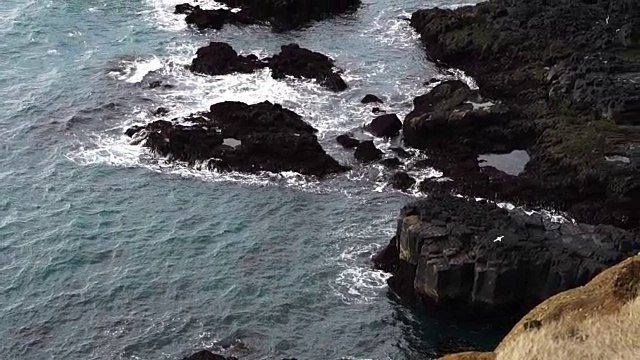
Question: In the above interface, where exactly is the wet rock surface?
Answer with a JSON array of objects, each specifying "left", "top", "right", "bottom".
[
  {"left": 361, "top": 94, "right": 384, "bottom": 104},
  {"left": 368, "top": 113, "right": 402, "bottom": 138},
  {"left": 373, "top": 194, "right": 640, "bottom": 315},
  {"left": 176, "top": 0, "right": 361, "bottom": 31},
  {"left": 354, "top": 140, "right": 383, "bottom": 163},
  {"left": 125, "top": 101, "right": 348, "bottom": 177},
  {"left": 190, "top": 42, "right": 347, "bottom": 92},
  {"left": 407, "top": 0, "right": 640, "bottom": 229}
]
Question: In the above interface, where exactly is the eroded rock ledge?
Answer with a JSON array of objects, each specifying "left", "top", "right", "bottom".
[
  {"left": 407, "top": 0, "right": 640, "bottom": 229},
  {"left": 176, "top": 0, "right": 361, "bottom": 31},
  {"left": 373, "top": 195, "right": 640, "bottom": 315},
  {"left": 190, "top": 42, "right": 347, "bottom": 92},
  {"left": 125, "top": 101, "right": 348, "bottom": 177}
]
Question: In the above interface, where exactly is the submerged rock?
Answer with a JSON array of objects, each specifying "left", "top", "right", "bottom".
[
  {"left": 408, "top": 0, "right": 640, "bottom": 229},
  {"left": 374, "top": 195, "right": 640, "bottom": 316},
  {"left": 176, "top": 0, "right": 362, "bottom": 31},
  {"left": 183, "top": 351, "right": 229, "bottom": 360},
  {"left": 125, "top": 101, "right": 349, "bottom": 177}
]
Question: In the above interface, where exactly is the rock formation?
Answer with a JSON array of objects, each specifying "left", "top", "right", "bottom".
[
  {"left": 189, "top": 42, "right": 347, "bottom": 92},
  {"left": 126, "top": 101, "right": 349, "bottom": 177},
  {"left": 373, "top": 195, "right": 640, "bottom": 315},
  {"left": 406, "top": 0, "right": 640, "bottom": 229},
  {"left": 437, "top": 255, "right": 640, "bottom": 360},
  {"left": 176, "top": 0, "right": 361, "bottom": 31}
]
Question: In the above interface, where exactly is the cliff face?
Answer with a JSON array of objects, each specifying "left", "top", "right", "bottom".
[
  {"left": 438, "top": 255, "right": 640, "bottom": 360},
  {"left": 374, "top": 195, "right": 640, "bottom": 314},
  {"left": 406, "top": 0, "right": 640, "bottom": 229}
]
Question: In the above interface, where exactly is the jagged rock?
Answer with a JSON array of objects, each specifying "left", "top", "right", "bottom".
[
  {"left": 389, "top": 171, "right": 416, "bottom": 190},
  {"left": 268, "top": 44, "right": 347, "bottom": 91},
  {"left": 189, "top": 42, "right": 347, "bottom": 91},
  {"left": 380, "top": 157, "right": 403, "bottom": 169},
  {"left": 408, "top": 0, "right": 640, "bottom": 229},
  {"left": 374, "top": 194, "right": 640, "bottom": 316},
  {"left": 152, "top": 107, "right": 169, "bottom": 116},
  {"left": 190, "top": 42, "right": 266, "bottom": 76},
  {"left": 149, "top": 80, "right": 174, "bottom": 89},
  {"left": 354, "top": 140, "right": 382, "bottom": 163},
  {"left": 372, "top": 107, "right": 384, "bottom": 114},
  {"left": 183, "top": 351, "right": 228, "bottom": 360},
  {"left": 125, "top": 101, "right": 349, "bottom": 177},
  {"left": 361, "top": 94, "right": 384, "bottom": 104},
  {"left": 368, "top": 114, "right": 402, "bottom": 138},
  {"left": 176, "top": 0, "right": 362, "bottom": 31},
  {"left": 336, "top": 134, "right": 360, "bottom": 149},
  {"left": 390, "top": 147, "right": 413, "bottom": 158}
]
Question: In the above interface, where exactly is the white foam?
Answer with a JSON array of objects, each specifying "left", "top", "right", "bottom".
[
  {"left": 332, "top": 244, "right": 391, "bottom": 305},
  {"left": 109, "top": 57, "right": 163, "bottom": 83}
]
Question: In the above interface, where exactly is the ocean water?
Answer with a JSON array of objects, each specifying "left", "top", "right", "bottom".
[{"left": 0, "top": 1, "right": 506, "bottom": 359}]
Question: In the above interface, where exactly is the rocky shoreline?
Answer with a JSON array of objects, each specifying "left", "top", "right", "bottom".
[{"left": 131, "top": 0, "right": 640, "bottom": 358}]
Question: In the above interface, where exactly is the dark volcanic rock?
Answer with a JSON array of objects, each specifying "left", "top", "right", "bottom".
[
  {"left": 189, "top": 42, "right": 347, "bottom": 91},
  {"left": 389, "top": 171, "right": 416, "bottom": 190},
  {"left": 177, "top": 0, "right": 361, "bottom": 31},
  {"left": 408, "top": 0, "right": 640, "bottom": 229},
  {"left": 152, "top": 107, "right": 169, "bottom": 116},
  {"left": 354, "top": 140, "right": 383, "bottom": 163},
  {"left": 374, "top": 195, "right": 640, "bottom": 315},
  {"left": 368, "top": 114, "right": 402, "bottom": 138},
  {"left": 380, "top": 157, "right": 403, "bottom": 169},
  {"left": 126, "top": 101, "right": 348, "bottom": 177},
  {"left": 183, "top": 351, "right": 227, "bottom": 360},
  {"left": 336, "top": 133, "right": 360, "bottom": 149},
  {"left": 190, "top": 42, "right": 266, "bottom": 76},
  {"left": 268, "top": 44, "right": 347, "bottom": 91},
  {"left": 361, "top": 94, "right": 384, "bottom": 104},
  {"left": 371, "top": 107, "right": 384, "bottom": 114},
  {"left": 390, "top": 147, "right": 413, "bottom": 159}
]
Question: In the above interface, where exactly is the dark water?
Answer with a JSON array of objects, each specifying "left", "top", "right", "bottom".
[{"left": 0, "top": 1, "right": 506, "bottom": 359}]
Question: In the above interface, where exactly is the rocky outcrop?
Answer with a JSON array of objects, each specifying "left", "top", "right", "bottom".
[
  {"left": 176, "top": 0, "right": 361, "bottom": 31},
  {"left": 183, "top": 351, "right": 231, "bottom": 360},
  {"left": 125, "top": 101, "right": 348, "bottom": 177},
  {"left": 373, "top": 195, "right": 640, "bottom": 315},
  {"left": 190, "top": 42, "right": 267, "bottom": 76},
  {"left": 354, "top": 141, "right": 383, "bottom": 163},
  {"left": 368, "top": 114, "right": 402, "bottom": 138},
  {"left": 361, "top": 94, "right": 383, "bottom": 104},
  {"left": 189, "top": 43, "right": 347, "bottom": 92},
  {"left": 336, "top": 133, "right": 360, "bottom": 149},
  {"left": 438, "top": 255, "right": 640, "bottom": 360},
  {"left": 407, "top": 0, "right": 640, "bottom": 229},
  {"left": 389, "top": 171, "right": 416, "bottom": 191},
  {"left": 267, "top": 44, "right": 347, "bottom": 92}
]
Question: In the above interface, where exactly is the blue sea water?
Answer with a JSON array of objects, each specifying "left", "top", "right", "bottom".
[{"left": 0, "top": 1, "right": 506, "bottom": 359}]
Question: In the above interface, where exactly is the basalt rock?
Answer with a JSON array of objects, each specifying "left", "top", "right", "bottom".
[
  {"left": 190, "top": 42, "right": 267, "bottom": 76},
  {"left": 354, "top": 140, "right": 383, "bottom": 163},
  {"left": 189, "top": 42, "right": 347, "bottom": 91},
  {"left": 380, "top": 157, "right": 403, "bottom": 169},
  {"left": 125, "top": 101, "right": 348, "bottom": 177},
  {"left": 183, "top": 351, "right": 229, "bottom": 360},
  {"left": 361, "top": 94, "right": 384, "bottom": 104},
  {"left": 336, "top": 134, "right": 360, "bottom": 149},
  {"left": 374, "top": 194, "right": 640, "bottom": 316},
  {"left": 408, "top": 0, "right": 640, "bottom": 229},
  {"left": 389, "top": 171, "right": 416, "bottom": 190},
  {"left": 176, "top": 0, "right": 361, "bottom": 31},
  {"left": 368, "top": 114, "right": 402, "bottom": 138},
  {"left": 268, "top": 44, "right": 347, "bottom": 92}
]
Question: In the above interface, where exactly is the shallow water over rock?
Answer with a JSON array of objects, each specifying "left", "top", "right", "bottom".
[{"left": 478, "top": 150, "right": 530, "bottom": 176}]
